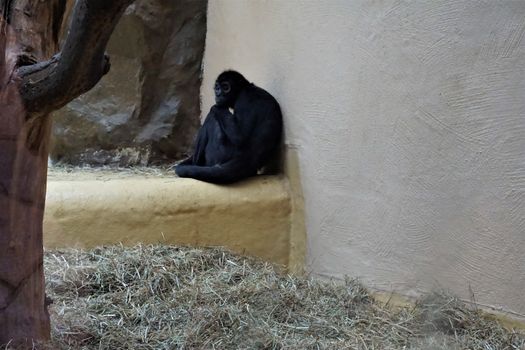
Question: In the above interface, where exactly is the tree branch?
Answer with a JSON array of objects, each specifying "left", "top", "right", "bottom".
[{"left": 16, "top": 0, "right": 134, "bottom": 117}]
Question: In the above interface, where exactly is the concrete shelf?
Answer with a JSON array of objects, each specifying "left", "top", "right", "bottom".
[{"left": 44, "top": 174, "right": 304, "bottom": 272}]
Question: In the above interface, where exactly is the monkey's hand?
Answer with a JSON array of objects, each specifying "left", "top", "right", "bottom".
[
  {"left": 211, "top": 105, "right": 244, "bottom": 146},
  {"left": 210, "top": 105, "right": 232, "bottom": 120}
]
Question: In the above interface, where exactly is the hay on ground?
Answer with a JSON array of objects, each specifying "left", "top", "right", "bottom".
[
  {"left": 47, "top": 165, "right": 175, "bottom": 181},
  {"left": 35, "top": 245, "right": 525, "bottom": 349}
]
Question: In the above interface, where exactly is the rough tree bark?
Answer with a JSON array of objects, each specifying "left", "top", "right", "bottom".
[{"left": 0, "top": 0, "right": 134, "bottom": 345}]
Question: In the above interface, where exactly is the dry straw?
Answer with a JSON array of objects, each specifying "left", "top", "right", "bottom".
[{"left": 36, "top": 245, "right": 525, "bottom": 349}]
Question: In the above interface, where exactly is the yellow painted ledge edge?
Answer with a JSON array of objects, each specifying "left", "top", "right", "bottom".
[{"left": 44, "top": 173, "right": 306, "bottom": 274}]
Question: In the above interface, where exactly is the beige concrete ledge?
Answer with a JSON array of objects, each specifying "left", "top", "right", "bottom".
[{"left": 44, "top": 174, "right": 304, "bottom": 272}]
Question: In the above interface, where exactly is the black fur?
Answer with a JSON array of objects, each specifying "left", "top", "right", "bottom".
[{"left": 175, "top": 71, "right": 282, "bottom": 184}]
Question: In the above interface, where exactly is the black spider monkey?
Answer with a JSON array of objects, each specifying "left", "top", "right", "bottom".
[{"left": 175, "top": 70, "right": 283, "bottom": 184}]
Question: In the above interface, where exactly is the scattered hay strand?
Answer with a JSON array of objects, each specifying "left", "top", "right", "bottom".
[
  {"left": 47, "top": 165, "right": 175, "bottom": 181},
  {"left": 36, "top": 245, "right": 525, "bottom": 349}
]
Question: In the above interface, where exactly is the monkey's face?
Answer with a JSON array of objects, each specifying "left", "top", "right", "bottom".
[{"left": 214, "top": 79, "right": 237, "bottom": 107}]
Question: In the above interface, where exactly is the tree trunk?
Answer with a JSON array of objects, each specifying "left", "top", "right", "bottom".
[
  {"left": 0, "top": 0, "right": 134, "bottom": 346},
  {"left": 0, "top": 2, "right": 62, "bottom": 344}
]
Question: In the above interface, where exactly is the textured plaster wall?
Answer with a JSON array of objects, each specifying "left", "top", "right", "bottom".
[{"left": 202, "top": 1, "right": 525, "bottom": 317}]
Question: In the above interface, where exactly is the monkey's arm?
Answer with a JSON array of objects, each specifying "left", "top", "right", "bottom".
[
  {"left": 191, "top": 114, "right": 214, "bottom": 165},
  {"left": 177, "top": 112, "right": 212, "bottom": 170},
  {"left": 175, "top": 128, "right": 207, "bottom": 176},
  {"left": 211, "top": 105, "right": 251, "bottom": 147}
]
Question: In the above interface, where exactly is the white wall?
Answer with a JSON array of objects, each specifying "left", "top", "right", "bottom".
[{"left": 202, "top": 0, "right": 525, "bottom": 317}]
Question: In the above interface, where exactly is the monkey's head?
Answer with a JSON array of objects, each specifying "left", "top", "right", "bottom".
[{"left": 214, "top": 70, "right": 249, "bottom": 108}]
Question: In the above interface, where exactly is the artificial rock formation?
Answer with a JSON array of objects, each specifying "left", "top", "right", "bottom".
[{"left": 51, "top": 0, "right": 207, "bottom": 166}]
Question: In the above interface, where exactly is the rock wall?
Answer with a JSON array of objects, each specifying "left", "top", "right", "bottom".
[{"left": 50, "top": 0, "right": 207, "bottom": 166}]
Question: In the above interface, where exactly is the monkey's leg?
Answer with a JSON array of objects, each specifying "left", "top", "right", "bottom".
[{"left": 175, "top": 159, "right": 256, "bottom": 184}]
